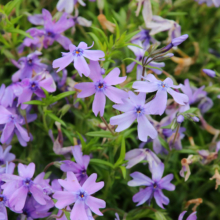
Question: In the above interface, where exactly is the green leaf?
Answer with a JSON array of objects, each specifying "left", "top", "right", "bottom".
[
  {"left": 161, "top": 124, "right": 172, "bottom": 129},
  {"left": 90, "top": 158, "right": 114, "bottom": 168},
  {"left": 166, "top": 12, "right": 187, "bottom": 16},
  {"left": 123, "top": 57, "right": 142, "bottom": 66},
  {"left": 158, "top": 136, "right": 169, "bottom": 151},
  {"left": 53, "top": 91, "right": 75, "bottom": 102},
  {"left": 119, "top": 166, "right": 126, "bottom": 179},
  {"left": 86, "top": 131, "right": 114, "bottom": 138},
  {"left": 155, "top": 211, "right": 167, "bottom": 220},
  {"left": 124, "top": 30, "right": 141, "bottom": 42},
  {"left": 6, "top": 28, "right": 32, "bottom": 38},
  {"left": 24, "top": 100, "right": 45, "bottom": 106},
  {"left": 183, "top": 107, "right": 199, "bottom": 114},
  {"left": 4, "top": 0, "right": 22, "bottom": 15},
  {"left": 47, "top": 113, "right": 66, "bottom": 127},
  {"left": 76, "top": 131, "right": 86, "bottom": 149},
  {"left": 114, "top": 137, "right": 126, "bottom": 167}
]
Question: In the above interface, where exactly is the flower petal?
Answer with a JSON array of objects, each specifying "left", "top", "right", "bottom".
[
  {"left": 92, "top": 92, "right": 106, "bottom": 117},
  {"left": 70, "top": 200, "right": 88, "bottom": 220},
  {"left": 83, "top": 50, "right": 105, "bottom": 61},
  {"left": 53, "top": 53, "right": 74, "bottom": 72},
  {"left": 104, "top": 68, "right": 126, "bottom": 85},
  {"left": 18, "top": 162, "right": 35, "bottom": 178},
  {"left": 86, "top": 196, "right": 105, "bottom": 216},
  {"left": 105, "top": 86, "right": 128, "bottom": 104},
  {"left": 128, "top": 172, "right": 153, "bottom": 186},
  {"left": 54, "top": 191, "right": 76, "bottom": 209},
  {"left": 168, "top": 88, "right": 189, "bottom": 105},
  {"left": 30, "top": 185, "right": 46, "bottom": 205},
  {"left": 74, "top": 56, "right": 90, "bottom": 77},
  {"left": 74, "top": 83, "right": 96, "bottom": 98}
]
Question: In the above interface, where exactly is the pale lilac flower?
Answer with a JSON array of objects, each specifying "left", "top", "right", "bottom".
[
  {"left": 74, "top": 61, "right": 127, "bottom": 116},
  {"left": 11, "top": 51, "right": 47, "bottom": 81},
  {"left": 26, "top": 9, "right": 73, "bottom": 50},
  {"left": 18, "top": 37, "right": 41, "bottom": 53},
  {"left": 17, "top": 72, "right": 56, "bottom": 109},
  {"left": 128, "top": 162, "right": 175, "bottom": 208},
  {"left": 178, "top": 211, "right": 197, "bottom": 220},
  {"left": 126, "top": 41, "right": 165, "bottom": 80},
  {"left": 125, "top": 148, "right": 161, "bottom": 169},
  {"left": 57, "top": 0, "right": 86, "bottom": 14},
  {"left": 53, "top": 172, "right": 105, "bottom": 220},
  {"left": 20, "top": 196, "right": 54, "bottom": 220},
  {"left": 60, "top": 145, "right": 90, "bottom": 184},
  {"left": 177, "top": 115, "right": 184, "bottom": 123},
  {"left": 195, "top": 0, "right": 220, "bottom": 7},
  {"left": 110, "top": 91, "right": 157, "bottom": 142},
  {"left": 53, "top": 43, "right": 105, "bottom": 76},
  {"left": 133, "top": 74, "right": 189, "bottom": 115},
  {"left": 147, "top": 15, "right": 181, "bottom": 41},
  {"left": 131, "top": 29, "right": 158, "bottom": 50},
  {"left": 1, "top": 163, "right": 49, "bottom": 211},
  {"left": 115, "top": 213, "right": 120, "bottom": 220},
  {"left": 0, "top": 106, "right": 30, "bottom": 145},
  {"left": 0, "top": 145, "right": 15, "bottom": 166},
  {"left": 203, "top": 69, "right": 216, "bottom": 78}
]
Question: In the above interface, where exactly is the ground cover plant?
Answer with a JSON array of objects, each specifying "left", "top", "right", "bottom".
[{"left": 0, "top": 0, "right": 220, "bottom": 219}]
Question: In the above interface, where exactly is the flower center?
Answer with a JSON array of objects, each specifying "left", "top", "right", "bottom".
[
  {"left": 0, "top": 159, "right": 4, "bottom": 165},
  {"left": 29, "top": 81, "right": 39, "bottom": 91},
  {"left": 23, "top": 178, "right": 33, "bottom": 188},
  {"left": 27, "top": 59, "right": 33, "bottom": 65},
  {"left": 95, "top": 80, "right": 106, "bottom": 92},
  {"left": 153, "top": 182, "right": 158, "bottom": 189},
  {"left": 0, "top": 195, "right": 6, "bottom": 204},
  {"left": 73, "top": 48, "right": 83, "bottom": 57},
  {"left": 159, "top": 82, "right": 168, "bottom": 90},
  {"left": 135, "top": 106, "right": 145, "bottom": 117},
  {"left": 47, "top": 31, "right": 55, "bottom": 38},
  {"left": 77, "top": 190, "right": 87, "bottom": 201}
]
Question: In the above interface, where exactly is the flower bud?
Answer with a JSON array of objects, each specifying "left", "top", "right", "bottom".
[
  {"left": 203, "top": 69, "right": 216, "bottom": 78},
  {"left": 171, "top": 34, "right": 188, "bottom": 46},
  {"left": 177, "top": 115, "right": 184, "bottom": 123}
]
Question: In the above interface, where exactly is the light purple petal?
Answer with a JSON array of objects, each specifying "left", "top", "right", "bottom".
[
  {"left": 178, "top": 211, "right": 187, "bottom": 220},
  {"left": 1, "top": 122, "right": 15, "bottom": 143},
  {"left": 74, "top": 56, "right": 90, "bottom": 77},
  {"left": 14, "top": 123, "right": 30, "bottom": 142},
  {"left": 105, "top": 86, "right": 128, "bottom": 104},
  {"left": 9, "top": 186, "right": 28, "bottom": 211},
  {"left": 104, "top": 68, "right": 126, "bottom": 86},
  {"left": 28, "top": 14, "right": 44, "bottom": 25},
  {"left": 129, "top": 91, "right": 146, "bottom": 106},
  {"left": 86, "top": 196, "right": 105, "bottom": 215},
  {"left": 147, "top": 90, "right": 167, "bottom": 115},
  {"left": 30, "top": 185, "right": 46, "bottom": 205},
  {"left": 66, "top": 172, "right": 81, "bottom": 190},
  {"left": 83, "top": 50, "right": 105, "bottom": 61},
  {"left": 53, "top": 53, "right": 74, "bottom": 72},
  {"left": 126, "top": 62, "right": 135, "bottom": 73},
  {"left": 159, "top": 174, "right": 175, "bottom": 191},
  {"left": 110, "top": 111, "right": 136, "bottom": 132},
  {"left": 18, "top": 162, "right": 35, "bottom": 178},
  {"left": 72, "top": 145, "right": 83, "bottom": 166},
  {"left": 137, "top": 115, "right": 157, "bottom": 141},
  {"left": 74, "top": 83, "right": 96, "bottom": 98},
  {"left": 70, "top": 201, "right": 87, "bottom": 220},
  {"left": 55, "top": 35, "right": 72, "bottom": 50},
  {"left": 54, "top": 191, "right": 76, "bottom": 209},
  {"left": 154, "top": 190, "right": 164, "bottom": 209},
  {"left": 133, "top": 187, "right": 152, "bottom": 206},
  {"left": 168, "top": 88, "right": 189, "bottom": 105},
  {"left": 112, "top": 99, "right": 134, "bottom": 112},
  {"left": 88, "top": 61, "right": 102, "bottom": 82},
  {"left": 132, "top": 81, "right": 158, "bottom": 93},
  {"left": 128, "top": 172, "right": 153, "bottom": 186},
  {"left": 151, "top": 162, "right": 164, "bottom": 182},
  {"left": 57, "top": 0, "right": 74, "bottom": 14},
  {"left": 42, "top": 9, "right": 53, "bottom": 30},
  {"left": 82, "top": 173, "right": 104, "bottom": 195},
  {"left": 92, "top": 92, "right": 106, "bottom": 116},
  {"left": 187, "top": 212, "right": 197, "bottom": 220}
]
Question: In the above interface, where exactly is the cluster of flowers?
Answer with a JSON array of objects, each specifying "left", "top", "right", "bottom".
[{"left": 1, "top": 0, "right": 219, "bottom": 219}]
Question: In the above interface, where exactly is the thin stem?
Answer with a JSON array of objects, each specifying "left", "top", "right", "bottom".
[
  {"left": 100, "top": 115, "right": 115, "bottom": 136},
  {"left": 44, "top": 162, "right": 54, "bottom": 172},
  {"left": 172, "top": 124, "right": 180, "bottom": 146}
]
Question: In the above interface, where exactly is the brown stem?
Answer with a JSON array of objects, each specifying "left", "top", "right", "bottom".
[
  {"left": 44, "top": 162, "right": 54, "bottom": 172},
  {"left": 100, "top": 116, "right": 115, "bottom": 136},
  {"left": 172, "top": 124, "right": 180, "bottom": 146}
]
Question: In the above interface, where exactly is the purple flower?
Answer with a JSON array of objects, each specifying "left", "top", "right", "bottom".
[
  {"left": 0, "top": 194, "right": 8, "bottom": 220},
  {"left": 127, "top": 41, "right": 165, "bottom": 80},
  {"left": 17, "top": 72, "right": 56, "bottom": 109},
  {"left": 110, "top": 91, "right": 157, "bottom": 142},
  {"left": 1, "top": 163, "right": 49, "bottom": 211},
  {"left": 57, "top": 0, "right": 86, "bottom": 14},
  {"left": 203, "top": 69, "right": 216, "bottom": 78},
  {"left": 195, "top": 0, "right": 220, "bottom": 7},
  {"left": 11, "top": 51, "right": 47, "bottom": 81},
  {"left": 147, "top": 15, "right": 181, "bottom": 41},
  {"left": 53, "top": 172, "right": 105, "bottom": 220},
  {"left": 128, "top": 162, "right": 175, "bottom": 208},
  {"left": 53, "top": 42, "right": 105, "bottom": 76},
  {"left": 178, "top": 211, "right": 197, "bottom": 220},
  {"left": 17, "top": 37, "right": 41, "bottom": 54},
  {"left": 177, "top": 115, "right": 184, "bottom": 123},
  {"left": 20, "top": 196, "right": 54, "bottom": 220},
  {"left": 131, "top": 29, "right": 158, "bottom": 50},
  {"left": 60, "top": 145, "right": 90, "bottom": 184},
  {"left": 0, "top": 145, "right": 15, "bottom": 166},
  {"left": 115, "top": 213, "right": 120, "bottom": 220},
  {"left": 26, "top": 9, "right": 73, "bottom": 50},
  {"left": 0, "top": 106, "right": 30, "bottom": 145},
  {"left": 133, "top": 74, "right": 189, "bottom": 115},
  {"left": 125, "top": 148, "right": 161, "bottom": 169},
  {"left": 74, "top": 61, "right": 127, "bottom": 116}
]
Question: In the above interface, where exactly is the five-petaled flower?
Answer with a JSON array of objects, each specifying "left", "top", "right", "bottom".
[
  {"left": 53, "top": 42, "right": 105, "bottom": 77},
  {"left": 74, "top": 61, "right": 128, "bottom": 116}
]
